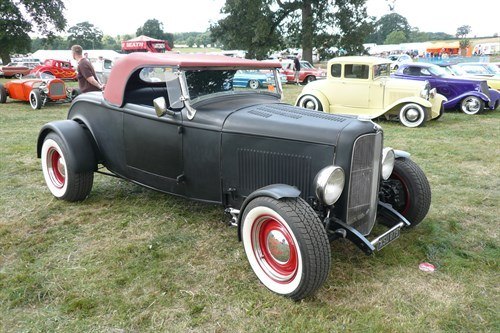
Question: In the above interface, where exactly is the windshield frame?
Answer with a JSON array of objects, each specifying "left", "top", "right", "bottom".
[
  {"left": 427, "top": 65, "right": 448, "bottom": 77},
  {"left": 181, "top": 67, "right": 283, "bottom": 105}
]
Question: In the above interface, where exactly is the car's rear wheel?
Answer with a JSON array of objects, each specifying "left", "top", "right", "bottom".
[
  {"left": 41, "top": 133, "right": 94, "bottom": 201},
  {"left": 296, "top": 95, "right": 323, "bottom": 111},
  {"left": 304, "top": 75, "right": 316, "bottom": 84},
  {"left": 29, "top": 89, "right": 43, "bottom": 110},
  {"left": 14, "top": 73, "right": 23, "bottom": 79},
  {"left": 399, "top": 103, "right": 427, "bottom": 128},
  {"left": 460, "top": 96, "right": 484, "bottom": 115},
  {"left": 248, "top": 80, "right": 260, "bottom": 89},
  {"left": 379, "top": 157, "right": 431, "bottom": 227},
  {"left": 241, "top": 196, "right": 331, "bottom": 300},
  {"left": 0, "top": 84, "right": 7, "bottom": 103}
]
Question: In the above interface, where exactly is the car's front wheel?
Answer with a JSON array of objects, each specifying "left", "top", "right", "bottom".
[
  {"left": 248, "top": 80, "right": 260, "bottom": 89},
  {"left": 41, "top": 133, "right": 94, "bottom": 201},
  {"left": 241, "top": 197, "right": 331, "bottom": 300},
  {"left": 379, "top": 157, "right": 431, "bottom": 227},
  {"left": 0, "top": 84, "right": 7, "bottom": 103},
  {"left": 296, "top": 95, "right": 323, "bottom": 111},
  {"left": 460, "top": 96, "right": 484, "bottom": 115},
  {"left": 399, "top": 103, "right": 427, "bottom": 128},
  {"left": 29, "top": 89, "right": 43, "bottom": 110}
]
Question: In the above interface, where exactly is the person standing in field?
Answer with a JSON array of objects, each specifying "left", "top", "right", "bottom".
[
  {"left": 293, "top": 54, "right": 301, "bottom": 85},
  {"left": 71, "top": 45, "right": 104, "bottom": 93}
]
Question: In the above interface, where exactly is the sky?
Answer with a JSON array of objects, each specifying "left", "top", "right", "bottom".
[{"left": 62, "top": 0, "right": 499, "bottom": 38}]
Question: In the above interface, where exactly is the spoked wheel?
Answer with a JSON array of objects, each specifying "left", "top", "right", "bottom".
[
  {"left": 241, "top": 197, "right": 331, "bottom": 300},
  {"left": 460, "top": 96, "right": 484, "bottom": 115},
  {"left": 41, "top": 133, "right": 94, "bottom": 201},
  {"left": 29, "top": 89, "right": 43, "bottom": 110},
  {"left": 14, "top": 73, "right": 23, "bottom": 79},
  {"left": 0, "top": 84, "right": 7, "bottom": 103},
  {"left": 248, "top": 80, "right": 260, "bottom": 89},
  {"left": 399, "top": 103, "right": 427, "bottom": 128},
  {"left": 296, "top": 95, "right": 323, "bottom": 111},
  {"left": 379, "top": 157, "right": 431, "bottom": 227}
]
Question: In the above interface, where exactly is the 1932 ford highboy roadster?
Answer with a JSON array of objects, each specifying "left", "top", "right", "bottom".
[{"left": 37, "top": 53, "right": 431, "bottom": 300}]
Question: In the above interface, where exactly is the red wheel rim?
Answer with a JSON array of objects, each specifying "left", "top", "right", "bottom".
[
  {"left": 47, "top": 147, "right": 66, "bottom": 188},
  {"left": 251, "top": 215, "right": 298, "bottom": 283},
  {"left": 390, "top": 172, "right": 410, "bottom": 215}
]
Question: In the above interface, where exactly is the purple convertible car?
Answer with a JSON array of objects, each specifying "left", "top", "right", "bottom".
[{"left": 393, "top": 63, "right": 500, "bottom": 115}]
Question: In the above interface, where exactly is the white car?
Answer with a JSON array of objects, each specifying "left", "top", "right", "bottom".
[{"left": 387, "top": 54, "right": 413, "bottom": 70}]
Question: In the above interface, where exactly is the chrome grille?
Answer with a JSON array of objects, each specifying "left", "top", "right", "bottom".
[
  {"left": 346, "top": 132, "right": 382, "bottom": 235},
  {"left": 49, "top": 82, "right": 65, "bottom": 96}
]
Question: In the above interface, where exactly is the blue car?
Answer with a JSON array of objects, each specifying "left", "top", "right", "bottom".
[
  {"left": 393, "top": 63, "right": 500, "bottom": 115},
  {"left": 233, "top": 70, "right": 287, "bottom": 89}
]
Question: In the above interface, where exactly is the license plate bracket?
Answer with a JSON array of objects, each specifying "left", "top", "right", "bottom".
[{"left": 375, "top": 227, "right": 401, "bottom": 251}]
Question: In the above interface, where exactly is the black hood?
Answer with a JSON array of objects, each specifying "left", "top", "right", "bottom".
[{"left": 222, "top": 103, "right": 365, "bottom": 146}]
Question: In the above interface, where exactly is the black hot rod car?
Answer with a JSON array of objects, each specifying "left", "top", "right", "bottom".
[{"left": 37, "top": 53, "right": 431, "bottom": 300}]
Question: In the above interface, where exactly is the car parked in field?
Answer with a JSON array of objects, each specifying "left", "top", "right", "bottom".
[
  {"left": 455, "top": 62, "right": 500, "bottom": 78},
  {"left": 1, "top": 61, "right": 41, "bottom": 78},
  {"left": 37, "top": 52, "right": 431, "bottom": 300},
  {"left": 437, "top": 63, "right": 500, "bottom": 91},
  {"left": 30, "top": 59, "right": 77, "bottom": 80},
  {"left": 0, "top": 73, "right": 78, "bottom": 110},
  {"left": 296, "top": 56, "right": 446, "bottom": 127},
  {"left": 233, "top": 69, "right": 287, "bottom": 89},
  {"left": 387, "top": 53, "right": 413, "bottom": 70},
  {"left": 280, "top": 59, "right": 326, "bottom": 84},
  {"left": 393, "top": 63, "right": 500, "bottom": 114}
]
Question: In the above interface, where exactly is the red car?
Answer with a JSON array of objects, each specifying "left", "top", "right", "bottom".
[
  {"left": 31, "top": 59, "right": 77, "bottom": 80},
  {"left": 0, "top": 73, "right": 78, "bottom": 110},
  {"left": 280, "top": 59, "right": 326, "bottom": 84}
]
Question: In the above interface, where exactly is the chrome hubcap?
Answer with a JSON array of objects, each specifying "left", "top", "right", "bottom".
[
  {"left": 406, "top": 109, "right": 420, "bottom": 121},
  {"left": 464, "top": 98, "right": 480, "bottom": 112},
  {"left": 266, "top": 230, "right": 291, "bottom": 263},
  {"left": 57, "top": 158, "right": 66, "bottom": 178},
  {"left": 304, "top": 100, "right": 316, "bottom": 109}
]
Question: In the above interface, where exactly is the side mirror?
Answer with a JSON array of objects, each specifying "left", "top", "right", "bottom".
[{"left": 153, "top": 97, "right": 175, "bottom": 117}]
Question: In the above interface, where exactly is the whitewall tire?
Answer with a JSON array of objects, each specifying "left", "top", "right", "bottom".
[{"left": 241, "top": 197, "right": 330, "bottom": 300}]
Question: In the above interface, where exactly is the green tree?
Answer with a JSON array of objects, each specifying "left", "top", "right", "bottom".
[
  {"left": 366, "top": 13, "right": 410, "bottom": 45},
  {"left": 0, "top": 0, "right": 66, "bottom": 63},
  {"left": 136, "top": 19, "right": 174, "bottom": 48},
  {"left": 67, "top": 22, "right": 103, "bottom": 50},
  {"left": 30, "top": 36, "right": 68, "bottom": 52},
  {"left": 384, "top": 30, "right": 406, "bottom": 44},
  {"left": 211, "top": 0, "right": 372, "bottom": 62},
  {"left": 456, "top": 25, "right": 471, "bottom": 39},
  {"left": 456, "top": 25, "right": 471, "bottom": 56},
  {"left": 102, "top": 35, "right": 120, "bottom": 50}
]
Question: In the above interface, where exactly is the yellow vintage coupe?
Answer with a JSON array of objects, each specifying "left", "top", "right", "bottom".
[{"left": 296, "top": 56, "right": 447, "bottom": 128}]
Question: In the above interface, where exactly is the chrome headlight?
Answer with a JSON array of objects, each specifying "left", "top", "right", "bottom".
[
  {"left": 420, "top": 88, "right": 429, "bottom": 100},
  {"left": 381, "top": 148, "right": 395, "bottom": 180},
  {"left": 429, "top": 88, "right": 437, "bottom": 98},
  {"left": 314, "top": 166, "right": 345, "bottom": 206}
]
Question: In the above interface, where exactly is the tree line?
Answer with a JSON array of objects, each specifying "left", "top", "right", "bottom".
[{"left": 0, "top": 0, "right": 485, "bottom": 64}]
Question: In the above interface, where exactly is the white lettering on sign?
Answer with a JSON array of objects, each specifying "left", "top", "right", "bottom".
[
  {"left": 125, "top": 42, "right": 145, "bottom": 48},
  {"left": 153, "top": 43, "right": 166, "bottom": 49}
]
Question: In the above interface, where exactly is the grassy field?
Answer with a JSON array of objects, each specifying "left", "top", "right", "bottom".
[{"left": 0, "top": 78, "right": 499, "bottom": 332}]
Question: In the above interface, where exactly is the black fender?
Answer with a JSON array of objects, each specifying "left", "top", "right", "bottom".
[
  {"left": 36, "top": 120, "right": 97, "bottom": 173},
  {"left": 237, "top": 184, "right": 301, "bottom": 240}
]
